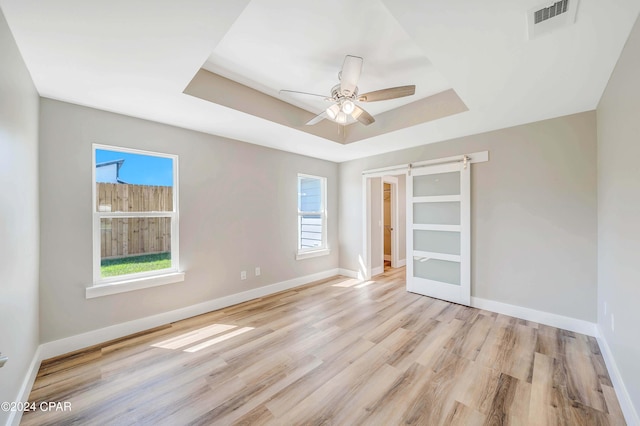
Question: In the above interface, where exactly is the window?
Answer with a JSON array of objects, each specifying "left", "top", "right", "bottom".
[
  {"left": 89, "top": 144, "right": 183, "bottom": 298},
  {"left": 297, "top": 174, "right": 329, "bottom": 260}
]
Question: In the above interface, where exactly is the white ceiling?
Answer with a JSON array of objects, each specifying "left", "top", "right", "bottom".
[{"left": 1, "top": 0, "right": 639, "bottom": 162}]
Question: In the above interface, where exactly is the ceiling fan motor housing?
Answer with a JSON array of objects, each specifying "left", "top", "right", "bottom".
[{"left": 331, "top": 84, "right": 358, "bottom": 100}]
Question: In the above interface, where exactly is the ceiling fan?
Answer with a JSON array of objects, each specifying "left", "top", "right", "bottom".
[{"left": 280, "top": 55, "right": 416, "bottom": 126}]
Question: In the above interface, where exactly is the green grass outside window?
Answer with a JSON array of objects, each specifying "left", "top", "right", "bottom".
[{"left": 101, "top": 252, "right": 171, "bottom": 277}]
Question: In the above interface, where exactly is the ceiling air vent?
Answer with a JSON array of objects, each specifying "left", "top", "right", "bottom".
[
  {"left": 527, "top": 0, "right": 579, "bottom": 40},
  {"left": 534, "top": 0, "right": 569, "bottom": 24}
]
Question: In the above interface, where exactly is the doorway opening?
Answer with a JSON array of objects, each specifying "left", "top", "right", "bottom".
[
  {"left": 381, "top": 176, "right": 401, "bottom": 274},
  {"left": 362, "top": 172, "right": 406, "bottom": 279},
  {"left": 383, "top": 182, "right": 392, "bottom": 270}
]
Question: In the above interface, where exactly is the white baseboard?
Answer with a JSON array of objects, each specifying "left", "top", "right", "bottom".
[
  {"left": 596, "top": 326, "right": 640, "bottom": 426},
  {"left": 471, "top": 297, "right": 597, "bottom": 336},
  {"left": 396, "top": 258, "right": 406, "bottom": 267},
  {"left": 7, "top": 346, "right": 42, "bottom": 426},
  {"left": 371, "top": 266, "right": 384, "bottom": 276},
  {"left": 384, "top": 255, "right": 391, "bottom": 261},
  {"left": 338, "top": 268, "right": 360, "bottom": 279},
  {"left": 40, "top": 268, "right": 341, "bottom": 360}
]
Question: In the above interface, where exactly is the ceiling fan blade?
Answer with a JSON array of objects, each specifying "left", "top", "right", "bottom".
[
  {"left": 358, "top": 85, "right": 416, "bottom": 102},
  {"left": 306, "top": 111, "right": 328, "bottom": 126},
  {"left": 279, "top": 89, "right": 331, "bottom": 100},
  {"left": 351, "top": 105, "right": 375, "bottom": 126},
  {"left": 339, "top": 55, "right": 363, "bottom": 96}
]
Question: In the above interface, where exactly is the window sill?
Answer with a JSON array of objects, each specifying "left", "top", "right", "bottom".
[
  {"left": 296, "top": 248, "right": 331, "bottom": 260},
  {"left": 86, "top": 272, "right": 185, "bottom": 299}
]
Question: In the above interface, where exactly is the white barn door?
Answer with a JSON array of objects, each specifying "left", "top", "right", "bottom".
[{"left": 406, "top": 161, "right": 470, "bottom": 306}]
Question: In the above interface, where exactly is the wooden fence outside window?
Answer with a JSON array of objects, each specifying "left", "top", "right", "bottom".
[{"left": 97, "top": 183, "right": 172, "bottom": 259}]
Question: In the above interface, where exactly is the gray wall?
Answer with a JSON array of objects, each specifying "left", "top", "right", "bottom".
[
  {"left": 0, "top": 7, "right": 40, "bottom": 424},
  {"left": 38, "top": 99, "right": 338, "bottom": 343},
  {"left": 339, "top": 112, "right": 597, "bottom": 321},
  {"left": 597, "top": 14, "right": 640, "bottom": 416}
]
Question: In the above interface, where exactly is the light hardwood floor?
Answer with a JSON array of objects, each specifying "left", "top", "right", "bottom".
[{"left": 23, "top": 267, "right": 626, "bottom": 425}]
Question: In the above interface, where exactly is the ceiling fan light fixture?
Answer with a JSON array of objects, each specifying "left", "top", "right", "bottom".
[
  {"left": 335, "top": 111, "right": 348, "bottom": 124},
  {"left": 285, "top": 56, "right": 416, "bottom": 127},
  {"left": 326, "top": 104, "right": 340, "bottom": 120},
  {"left": 341, "top": 99, "right": 355, "bottom": 114}
]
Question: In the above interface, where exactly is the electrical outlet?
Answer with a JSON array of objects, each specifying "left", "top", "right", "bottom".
[
  {"left": 255, "top": 267, "right": 261, "bottom": 276},
  {"left": 240, "top": 271, "right": 247, "bottom": 280},
  {"left": 611, "top": 314, "right": 615, "bottom": 332}
]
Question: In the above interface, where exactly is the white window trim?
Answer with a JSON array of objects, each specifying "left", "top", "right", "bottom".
[
  {"left": 86, "top": 272, "right": 185, "bottom": 299},
  {"left": 295, "top": 248, "right": 331, "bottom": 260},
  {"left": 297, "top": 173, "right": 328, "bottom": 259},
  {"left": 90, "top": 144, "right": 182, "bottom": 298}
]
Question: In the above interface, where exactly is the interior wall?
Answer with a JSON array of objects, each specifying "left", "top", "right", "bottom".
[
  {"left": 38, "top": 99, "right": 339, "bottom": 343},
  {"left": 0, "top": 7, "right": 40, "bottom": 424},
  {"left": 397, "top": 174, "right": 406, "bottom": 262},
  {"left": 370, "top": 177, "right": 383, "bottom": 272},
  {"left": 597, "top": 14, "right": 640, "bottom": 418},
  {"left": 339, "top": 112, "right": 597, "bottom": 321}
]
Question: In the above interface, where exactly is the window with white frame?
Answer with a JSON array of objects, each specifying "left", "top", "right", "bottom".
[
  {"left": 92, "top": 144, "right": 180, "bottom": 290},
  {"left": 297, "top": 174, "right": 328, "bottom": 259}
]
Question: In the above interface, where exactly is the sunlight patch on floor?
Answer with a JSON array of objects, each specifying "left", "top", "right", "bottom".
[
  {"left": 152, "top": 323, "right": 237, "bottom": 350},
  {"left": 332, "top": 278, "right": 362, "bottom": 288},
  {"left": 184, "top": 327, "right": 255, "bottom": 353},
  {"left": 332, "top": 278, "right": 377, "bottom": 288}
]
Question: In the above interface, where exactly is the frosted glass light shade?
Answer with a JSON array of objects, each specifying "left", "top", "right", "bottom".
[
  {"left": 326, "top": 104, "right": 340, "bottom": 120},
  {"left": 341, "top": 100, "right": 355, "bottom": 114}
]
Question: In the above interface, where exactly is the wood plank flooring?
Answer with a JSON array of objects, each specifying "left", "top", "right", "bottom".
[{"left": 22, "top": 267, "right": 626, "bottom": 425}]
